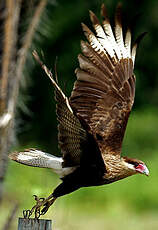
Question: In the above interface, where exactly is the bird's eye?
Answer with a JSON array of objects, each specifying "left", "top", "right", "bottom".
[{"left": 133, "top": 162, "right": 139, "bottom": 168}]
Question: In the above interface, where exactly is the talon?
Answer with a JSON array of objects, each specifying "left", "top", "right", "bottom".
[
  {"left": 24, "top": 194, "right": 56, "bottom": 218},
  {"left": 41, "top": 205, "right": 49, "bottom": 215},
  {"left": 33, "top": 195, "right": 39, "bottom": 202},
  {"left": 23, "top": 210, "right": 27, "bottom": 218},
  {"left": 41, "top": 197, "right": 57, "bottom": 215},
  {"left": 35, "top": 209, "right": 41, "bottom": 219},
  {"left": 23, "top": 209, "right": 32, "bottom": 219},
  {"left": 33, "top": 195, "right": 45, "bottom": 203}
]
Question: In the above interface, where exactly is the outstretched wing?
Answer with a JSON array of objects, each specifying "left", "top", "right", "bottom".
[
  {"left": 70, "top": 4, "right": 137, "bottom": 156},
  {"left": 33, "top": 52, "right": 89, "bottom": 167},
  {"left": 56, "top": 88, "right": 105, "bottom": 170},
  {"left": 55, "top": 80, "right": 88, "bottom": 167}
]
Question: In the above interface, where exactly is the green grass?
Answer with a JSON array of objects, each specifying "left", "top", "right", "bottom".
[{"left": 2, "top": 108, "right": 158, "bottom": 229}]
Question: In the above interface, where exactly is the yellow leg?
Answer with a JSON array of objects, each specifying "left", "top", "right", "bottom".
[{"left": 23, "top": 194, "right": 57, "bottom": 219}]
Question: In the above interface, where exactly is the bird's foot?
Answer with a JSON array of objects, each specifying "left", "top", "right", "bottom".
[{"left": 23, "top": 194, "right": 56, "bottom": 219}]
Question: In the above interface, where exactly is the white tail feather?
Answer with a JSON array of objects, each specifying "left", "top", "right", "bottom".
[{"left": 9, "top": 149, "right": 76, "bottom": 177}]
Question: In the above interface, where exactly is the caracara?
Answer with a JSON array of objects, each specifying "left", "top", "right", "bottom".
[{"left": 9, "top": 4, "right": 149, "bottom": 218}]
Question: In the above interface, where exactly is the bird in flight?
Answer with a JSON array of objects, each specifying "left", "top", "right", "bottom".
[{"left": 9, "top": 3, "right": 149, "bottom": 218}]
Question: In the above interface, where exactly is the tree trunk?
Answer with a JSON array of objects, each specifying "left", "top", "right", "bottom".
[
  {"left": 0, "top": 0, "right": 47, "bottom": 202},
  {"left": 0, "top": 0, "right": 21, "bottom": 201}
]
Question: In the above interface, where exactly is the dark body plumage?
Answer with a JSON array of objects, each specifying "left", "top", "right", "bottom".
[{"left": 9, "top": 4, "right": 149, "bottom": 217}]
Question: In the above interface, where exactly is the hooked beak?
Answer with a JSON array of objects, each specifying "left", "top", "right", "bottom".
[{"left": 135, "top": 164, "right": 149, "bottom": 176}]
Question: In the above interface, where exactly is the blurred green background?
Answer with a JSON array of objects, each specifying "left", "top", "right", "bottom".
[{"left": 2, "top": 0, "right": 158, "bottom": 229}]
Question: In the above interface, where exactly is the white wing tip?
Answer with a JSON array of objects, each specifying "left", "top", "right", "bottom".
[
  {"left": 131, "top": 44, "right": 137, "bottom": 66},
  {"left": 83, "top": 4, "right": 136, "bottom": 62}
]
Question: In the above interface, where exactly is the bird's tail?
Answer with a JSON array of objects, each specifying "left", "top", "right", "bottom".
[{"left": 9, "top": 149, "right": 76, "bottom": 177}]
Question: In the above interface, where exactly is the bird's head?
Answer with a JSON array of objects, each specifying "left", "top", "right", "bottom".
[{"left": 122, "top": 157, "right": 149, "bottom": 176}]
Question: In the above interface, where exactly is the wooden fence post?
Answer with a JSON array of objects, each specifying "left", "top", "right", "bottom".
[{"left": 18, "top": 218, "right": 52, "bottom": 230}]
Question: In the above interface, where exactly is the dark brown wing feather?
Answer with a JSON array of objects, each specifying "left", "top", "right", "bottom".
[
  {"left": 56, "top": 86, "right": 105, "bottom": 170},
  {"left": 70, "top": 4, "right": 137, "bottom": 155},
  {"left": 33, "top": 52, "right": 89, "bottom": 167},
  {"left": 33, "top": 52, "right": 103, "bottom": 168},
  {"left": 55, "top": 83, "right": 88, "bottom": 167}
]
